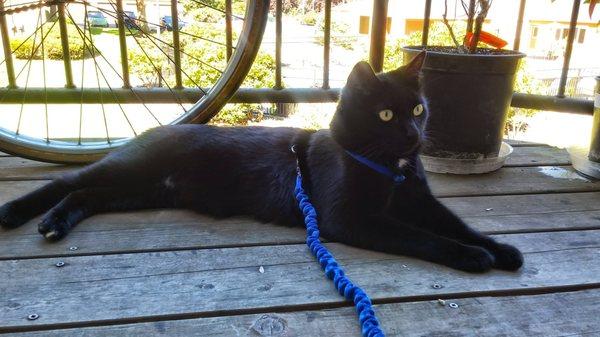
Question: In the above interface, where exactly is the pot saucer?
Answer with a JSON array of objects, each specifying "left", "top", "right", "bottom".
[
  {"left": 420, "top": 142, "right": 513, "bottom": 175},
  {"left": 568, "top": 146, "right": 600, "bottom": 180}
]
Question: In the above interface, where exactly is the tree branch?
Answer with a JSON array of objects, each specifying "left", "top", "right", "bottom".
[
  {"left": 469, "top": 0, "right": 491, "bottom": 53},
  {"left": 442, "top": 0, "right": 461, "bottom": 48},
  {"left": 466, "top": 0, "right": 476, "bottom": 33}
]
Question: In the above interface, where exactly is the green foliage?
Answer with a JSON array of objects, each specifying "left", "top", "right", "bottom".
[
  {"left": 187, "top": 7, "right": 222, "bottom": 23},
  {"left": 182, "top": 0, "right": 246, "bottom": 17},
  {"left": 10, "top": 22, "right": 89, "bottom": 60},
  {"left": 127, "top": 20, "right": 275, "bottom": 125},
  {"left": 383, "top": 22, "right": 466, "bottom": 71},
  {"left": 300, "top": 11, "right": 318, "bottom": 26},
  {"left": 505, "top": 59, "right": 543, "bottom": 137},
  {"left": 127, "top": 36, "right": 169, "bottom": 87},
  {"left": 314, "top": 19, "right": 356, "bottom": 50},
  {"left": 269, "top": 0, "right": 347, "bottom": 14}
]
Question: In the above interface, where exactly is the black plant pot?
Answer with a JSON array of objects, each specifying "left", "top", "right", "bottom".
[{"left": 402, "top": 46, "right": 525, "bottom": 160}]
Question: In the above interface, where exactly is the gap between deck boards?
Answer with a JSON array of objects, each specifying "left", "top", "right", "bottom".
[
  {"left": 2, "top": 288, "right": 599, "bottom": 337},
  {"left": 1, "top": 190, "right": 599, "bottom": 260},
  {"left": 1, "top": 230, "right": 599, "bottom": 332},
  {"left": 0, "top": 145, "right": 574, "bottom": 182},
  {"left": 2, "top": 285, "right": 600, "bottom": 335}
]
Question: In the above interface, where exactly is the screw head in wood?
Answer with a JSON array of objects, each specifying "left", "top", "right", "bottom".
[
  {"left": 69, "top": 246, "right": 78, "bottom": 251},
  {"left": 27, "top": 313, "right": 39, "bottom": 320},
  {"left": 55, "top": 261, "right": 65, "bottom": 267},
  {"left": 432, "top": 283, "right": 443, "bottom": 289},
  {"left": 449, "top": 302, "right": 459, "bottom": 309}
]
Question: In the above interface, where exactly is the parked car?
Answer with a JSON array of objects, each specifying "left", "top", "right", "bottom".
[
  {"left": 86, "top": 11, "right": 109, "bottom": 28},
  {"left": 159, "top": 16, "right": 186, "bottom": 32},
  {"left": 114, "top": 11, "right": 137, "bottom": 29}
]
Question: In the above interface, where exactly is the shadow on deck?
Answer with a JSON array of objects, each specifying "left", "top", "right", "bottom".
[{"left": 1, "top": 140, "right": 599, "bottom": 336}]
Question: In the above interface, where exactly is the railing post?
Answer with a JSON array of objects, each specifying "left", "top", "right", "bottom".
[
  {"left": 225, "top": 0, "right": 233, "bottom": 61},
  {"left": 369, "top": 0, "right": 388, "bottom": 72},
  {"left": 513, "top": 0, "right": 526, "bottom": 51},
  {"left": 57, "top": 1, "right": 75, "bottom": 88},
  {"left": 171, "top": 0, "right": 182, "bottom": 89},
  {"left": 116, "top": 0, "right": 131, "bottom": 88},
  {"left": 557, "top": 0, "right": 580, "bottom": 98},
  {"left": 0, "top": 2, "right": 17, "bottom": 88},
  {"left": 422, "top": 0, "right": 432, "bottom": 46},
  {"left": 274, "top": 0, "right": 282, "bottom": 89},
  {"left": 322, "top": 0, "right": 331, "bottom": 89}
]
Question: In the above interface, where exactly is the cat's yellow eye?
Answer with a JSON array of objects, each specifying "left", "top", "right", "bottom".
[
  {"left": 413, "top": 104, "right": 424, "bottom": 116},
  {"left": 378, "top": 109, "right": 394, "bottom": 122}
]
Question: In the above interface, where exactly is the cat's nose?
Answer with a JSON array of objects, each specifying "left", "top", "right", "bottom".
[{"left": 406, "top": 125, "right": 421, "bottom": 144}]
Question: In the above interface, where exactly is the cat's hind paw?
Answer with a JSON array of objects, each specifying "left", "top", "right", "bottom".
[
  {"left": 491, "top": 243, "right": 523, "bottom": 271},
  {"left": 38, "top": 214, "right": 72, "bottom": 241},
  {"left": 0, "top": 203, "right": 29, "bottom": 229}
]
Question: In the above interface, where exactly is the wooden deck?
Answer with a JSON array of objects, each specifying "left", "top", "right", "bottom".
[{"left": 1, "top": 141, "right": 599, "bottom": 336}]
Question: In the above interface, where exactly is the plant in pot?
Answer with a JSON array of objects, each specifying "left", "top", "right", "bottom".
[{"left": 402, "top": 0, "right": 525, "bottom": 174}]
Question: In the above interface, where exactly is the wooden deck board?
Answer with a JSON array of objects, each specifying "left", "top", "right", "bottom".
[
  {"left": 4, "top": 289, "right": 599, "bottom": 337},
  {"left": 1, "top": 144, "right": 599, "bottom": 336},
  {"left": 505, "top": 139, "right": 550, "bottom": 147},
  {"left": 504, "top": 146, "right": 570, "bottom": 166},
  {"left": 1, "top": 192, "right": 599, "bottom": 260},
  {"left": 0, "top": 145, "right": 571, "bottom": 180},
  {"left": 1, "top": 230, "right": 599, "bottom": 331},
  {"left": 1, "top": 168, "right": 598, "bottom": 206}
]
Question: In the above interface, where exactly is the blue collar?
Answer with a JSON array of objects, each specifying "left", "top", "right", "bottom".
[{"left": 345, "top": 150, "right": 406, "bottom": 185}]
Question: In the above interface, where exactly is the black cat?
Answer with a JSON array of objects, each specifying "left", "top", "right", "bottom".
[{"left": 0, "top": 52, "right": 522, "bottom": 272}]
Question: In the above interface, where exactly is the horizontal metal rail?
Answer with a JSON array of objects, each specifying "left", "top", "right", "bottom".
[
  {"left": 0, "top": 87, "right": 593, "bottom": 114},
  {"left": 0, "top": 0, "right": 594, "bottom": 118}
]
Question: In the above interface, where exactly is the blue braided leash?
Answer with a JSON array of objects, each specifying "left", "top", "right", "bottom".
[
  {"left": 344, "top": 150, "right": 406, "bottom": 185},
  {"left": 294, "top": 170, "right": 386, "bottom": 337}
]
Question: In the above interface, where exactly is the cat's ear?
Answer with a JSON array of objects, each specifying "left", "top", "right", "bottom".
[
  {"left": 402, "top": 51, "right": 426, "bottom": 79},
  {"left": 345, "top": 61, "right": 379, "bottom": 92}
]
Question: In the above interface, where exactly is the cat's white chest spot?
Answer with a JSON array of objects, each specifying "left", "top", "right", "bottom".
[
  {"left": 163, "top": 176, "right": 176, "bottom": 189},
  {"left": 398, "top": 159, "right": 409, "bottom": 169}
]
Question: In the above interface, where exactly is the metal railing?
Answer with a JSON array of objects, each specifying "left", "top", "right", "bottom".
[{"left": 0, "top": 0, "right": 595, "bottom": 115}]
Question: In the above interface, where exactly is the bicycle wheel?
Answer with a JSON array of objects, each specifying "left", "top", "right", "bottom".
[{"left": 0, "top": 0, "right": 269, "bottom": 163}]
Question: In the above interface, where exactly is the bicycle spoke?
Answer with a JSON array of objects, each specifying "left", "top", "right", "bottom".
[
  {"left": 108, "top": 0, "right": 207, "bottom": 97},
  {"left": 71, "top": 1, "right": 232, "bottom": 48},
  {"left": 130, "top": 22, "right": 214, "bottom": 90},
  {"left": 143, "top": 28, "right": 225, "bottom": 75},
  {"left": 40, "top": 13, "right": 49, "bottom": 142},
  {"left": 16, "top": 7, "right": 43, "bottom": 135},
  {"left": 182, "top": 0, "right": 244, "bottom": 20},
  {"left": 81, "top": 5, "right": 111, "bottom": 143},
  {"left": 78, "top": 25, "right": 86, "bottom": 146},
  {"left": 14, "top": 19, "right": 58, "bottom": 80},
  {"left": 74, "top": 0, "right": 227, "bottom": 96},
  {"left": 105, "top": 10, "right": 188, "bottom": 114},
  {"left": 65, "top": 6, "right": 162, "bottom": 127},
  {"left": 103, "top": 0, "right": 190, "bottom": 108},
  {"left": 101, "top": 1, "right": 221, "bottom": 86},
  {"left": 0, "top": 10, "right": 58, "bottom": 68},
  {"left": 83, "top": 8, "right": 140, "bottom": 140},
  {"left": 0, "top": 0, "right": 43, "bottom": 10}
]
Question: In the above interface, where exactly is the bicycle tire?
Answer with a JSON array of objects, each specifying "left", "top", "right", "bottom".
[{"left": 0, "top": 0, "right": 270, "bottom": 164}]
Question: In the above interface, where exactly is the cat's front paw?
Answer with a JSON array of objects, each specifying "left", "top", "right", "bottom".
[
  {"left": 38, "top": 214, "right": 72, "bottom": 241},
  {"left": 491, "top": 243, "right": 523, "bottom": 271},
  {"left": 0, "top": 202, "right": 29, "bottom": 229},
  {"left": 452, "top": 246, "right": 495, "bottom": 273}
]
